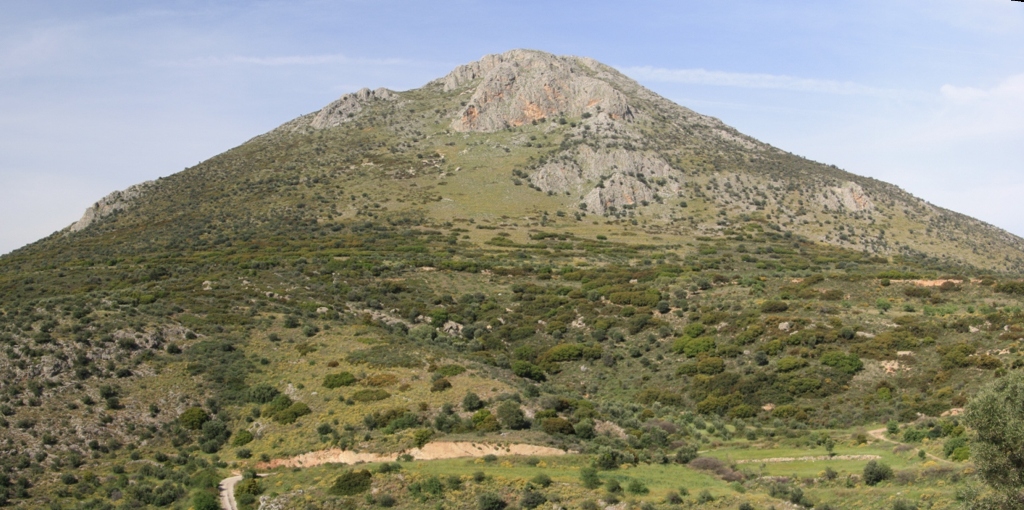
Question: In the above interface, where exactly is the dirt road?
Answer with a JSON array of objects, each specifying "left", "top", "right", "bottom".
[
  {"left": 218, "top": 474, "right": 242, "bottom": 510},
  {"left": 219, "top": 441, "right": 566, "bottom": 509},
  {"left": 867, "top": 428, "right": 948, "bottom": 463}
]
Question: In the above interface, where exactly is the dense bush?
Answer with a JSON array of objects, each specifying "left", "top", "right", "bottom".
[
  {"left": 329, "top": 470, "right": 373, "bottom": 496},
  {"left": 323, "top": 372, "right": 357, "bottom": 388},
  {"left": 863, "top": 460, "right": 893, "bottom": 485}
]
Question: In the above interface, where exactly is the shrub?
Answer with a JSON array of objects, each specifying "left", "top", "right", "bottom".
[
  {"left": 531, "top": 473, "right": 552, "bottom": 487},
  {"left": 820, "top": 351, "right": 863, "bottom": 374},
  {"left": 272, "top": 402, "right": 312, "bottom": 424},
  {"left": 863, "top": 460, "right": 893, "bottom": 485},
  {"left": 697, "top": 357, "right": 726, "bottom": 375},
  {"left": 351, "top": 389, "right": 391, "bottom": 402},
  {"left": 434, "top": 364, "right": 466, "bottom": 377},
  {"left": 179, "top": 407, "right": 209, "bottom": 430},
  {"left": 776, "top": 356, "right": 808, "bottom": 372},
  {"left": 430, "top": 378, "right": 452, "bottom": 392},
  {"left": 192, "top": 492, "right": 220, "bottom": 510},
  {"left": 580, "top": 467, "right": 602, "bottom": 489},
  {"left": 673, "top": 336, "right": 715, "bottom": 357},
  {"left": 235, "top": 478, "right": 262, "bottom": 496},
  {"left": 329, "top": 470, "right": 373, "bottom": 496},
  {"left": 760, "top": 301, "right": 789, "bottom": 313},
  {"left": 246, "top": 384, "right": 280, "bottom": 403},
  {"left": 496, "top": 400, "right": 529, "bottom": 430},
  {"left": 236, "top": 448, "right": 252, "bottom": 459},
  {"left": 478, "top": 493, "right": 507, "bottom": 510},
  {"left": 511, "top": 360, "right": 546, "bottom": 381},
  {"left": 323, "top": 372, "right": 357, "bottom": 388},
  {"left": 232, "top": 430, "right": 254, "bottom": 446},
  {"left": 541, "top": 417, "right": 575, "bottom": 435},
  {"left": 626, "top": 479, "right": 649, "bottom": 495},
  {"left": 520, "top": 490, "right": 547, "bottom": 509},
  {"left": 674, "top": 444, "right": 699, "bottom": 464},
  {"left": 462, "top": 392, "right": 484, "bottom": 411}
]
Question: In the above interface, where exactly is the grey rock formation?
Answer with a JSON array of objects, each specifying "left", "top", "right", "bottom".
[
  {"left": 69, "top": 181, "right": 153, "bottom": 232},
  {"left": 820, "top": 182, "right": 874, "bottom": 212},
  {"left": 531, "top": 145, "right": 680, "bottom": 214},
  {"left": 307, "top": 87, "right": 396, "bottom": 130},
  {"left": 442, "top": 49, "right": 634, "bottom": 132}
]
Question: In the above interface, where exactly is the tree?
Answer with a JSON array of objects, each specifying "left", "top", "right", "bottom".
[
  {"left": 496, "top": 400, "right": 529, "bottom": 430},
  {"left": 965, "top": 371, "right": 1024, "bottom": 500},
  {"left": 862, "top": 460, "right": 892, "bottom": 486},
  {"left": 179, "top": 407, "right": 209, "bottom": 430}
]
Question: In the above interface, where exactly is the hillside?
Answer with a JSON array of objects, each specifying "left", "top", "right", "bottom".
[{"left": 2, "top": 49, "right": 1024, "bottom": 509}]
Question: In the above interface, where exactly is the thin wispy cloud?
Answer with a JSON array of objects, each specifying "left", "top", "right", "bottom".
[
  {"left": 622, "top": 66, "right": 904, "bottom": 98},
  {"left": 163, "top": 53, "right": 409, "bottom": 68}
]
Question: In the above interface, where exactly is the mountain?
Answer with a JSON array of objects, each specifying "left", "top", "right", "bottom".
[
  {"left": 2, "top": 49, "right": 1024, "bottom": 509},
  {"left": 56, "top": 48, "right": 1024, "bottom": 273}
]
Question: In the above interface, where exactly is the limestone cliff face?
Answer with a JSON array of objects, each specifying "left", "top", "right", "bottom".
[
  {"left": 69, "top": 181, "right": 153, "bottom": 232},
  {"left": 307, "top": 87, "right": 396, "bottom": 130},
  {"left": 442, "top": 50, "right": 634, "bottom": 132}
]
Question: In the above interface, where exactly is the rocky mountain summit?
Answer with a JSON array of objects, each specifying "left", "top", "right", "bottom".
[
  {"left": 61, "top": 49, "right": 1023, "bottom": 271},
  {"left": 6, "top": 49, "right": 1024, "bottom": 509}
]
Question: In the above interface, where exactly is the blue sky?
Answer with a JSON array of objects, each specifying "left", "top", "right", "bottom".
[{"left": 2, "top": 1, "right": 1022, "bottom": 255}]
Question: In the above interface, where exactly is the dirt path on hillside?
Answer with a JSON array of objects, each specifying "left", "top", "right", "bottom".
[
  {"left": 736, "top": 454, "right": 880, "bottom": 464},
  {"left": 258, "top": 441, "right": 567, "bottom": 469},
  {"left": 867, "top": 428, "right": 948, "bottom": 463}
]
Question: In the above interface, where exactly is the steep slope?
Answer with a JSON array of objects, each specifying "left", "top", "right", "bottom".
[
  {"left": 2, "top": 49, "right": 1024, "bottom": 509},
  {"left": 47, "top": 49, "right": 1024, "bottom": 273}
]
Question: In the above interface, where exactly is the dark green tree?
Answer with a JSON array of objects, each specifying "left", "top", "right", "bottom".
[{"left": 965, "top": 372, "right": 1024, "bottom": 501}]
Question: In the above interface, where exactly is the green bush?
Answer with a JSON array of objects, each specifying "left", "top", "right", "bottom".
[
  {"left": 232, "top": 430, "right": 254, "bottom": 446},
  {"left": 673, "top": 336, "right": 715, "bottom": 357},
  {"left": 776, "top": 356, "right": 808, "bottom": 372},
  {"left": 351, "top": 389, "right": 391, "bottom": 402},
  {"left": 323, "top": 372, "right": 357, "bottom": 388},
  {"left": 478, "top": 493, "right": 507, "bottom": 510},
  {"left": 497, "top": 400, "right": 530, "bottom": 430},
  {"left": 626, "top": 479, "right": 649, "bottom": 495},
  {"left": 272, "top": 402, "right": 311, "bottom": 424},
  {"left": 863, "top": 460, "right": 893, "bottom": 485},
  {"left": 511, "top": 361, "right": 546, "bottom": 381},
  {"left": 329, "top": 470, "right": 373, "bottom": 496},
  {"left": 434, "top": 364, "right": 466, "bottom": 377},
  {"left": 430, "top": 378, "right": 452, "bottom": 392},
  {"left": 820, "top": 351, "right": 864, "bottom": 374},
  {"left": 580, "top": 467, "right": 602, "bottom": 489},
  {"left": 541, "top": 417, "right": 575, "bottom": 435},
  {"left": 179, "top": 407, "right": 209, "bottom": 430},
  {"left": 760, "top": 301, "right": 789, "bottom": 313},
  {"left": 246, "top": 384, "right": 280, "bottom": 403}
]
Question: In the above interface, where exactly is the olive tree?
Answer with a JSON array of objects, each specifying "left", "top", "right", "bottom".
[{"left": 965, "top": 372, "right": 1024, "bottom": 502}]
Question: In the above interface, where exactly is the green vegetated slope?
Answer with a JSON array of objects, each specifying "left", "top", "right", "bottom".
[{"left": 1, "top": 49, "right": 1024, "bottom": 509}]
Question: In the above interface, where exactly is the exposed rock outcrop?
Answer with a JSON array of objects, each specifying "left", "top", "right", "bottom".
[
  {"left": 531, "top": 145, "right": 680, "bottom": 214},
  {"left": 307, "top": 87, "right": 396, "bottom": 129},
  {"left": 821, "top": 181, "right": 874, "bottom": 212},
  {"left": 69, "top": 181, "right": 153, "bottom": 232},
  {"left": 443, "top": 50, "right": 634, "bottom": 132}
]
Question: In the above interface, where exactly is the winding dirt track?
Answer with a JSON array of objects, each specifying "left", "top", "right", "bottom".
[
  {"left": 218, "top": 475, "right": 241, "bottom": 510},
  {"left": 867, "top": 428, "right": 949, "bottom": 463},
  {"left": 219, "top": 442, "right": 566, "bottom": 509}
]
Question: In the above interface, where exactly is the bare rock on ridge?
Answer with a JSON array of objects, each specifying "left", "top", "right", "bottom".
[
  {"left": 69, "top": 181, "right": 154, "bottom": 233},
  {"left": 307, "top": 87, "right": 396, "bottom": 129},
  {"left": 443, "top": 49, "right": 635, "bottom": 132}
]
